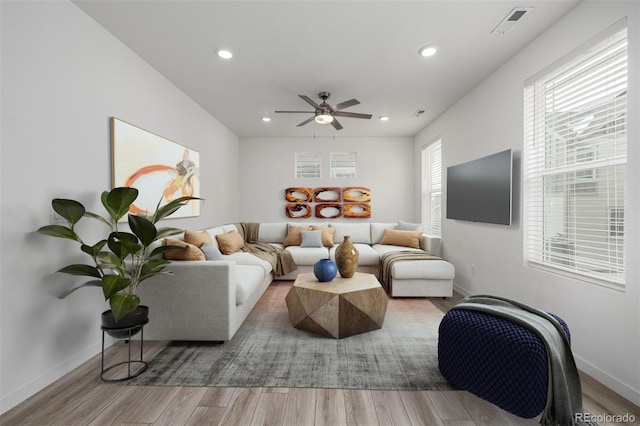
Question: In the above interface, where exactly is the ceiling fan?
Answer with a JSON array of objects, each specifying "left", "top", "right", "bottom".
[{"left": 275, "top": 92, "right": 372, "bottom": 131}]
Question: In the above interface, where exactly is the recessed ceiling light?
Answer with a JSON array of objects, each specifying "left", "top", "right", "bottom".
[
  {"left": 379, "top": 116, "right": 390, "bottom": 122},
  {"left": 418, "top": 45, "right": 438, "bottom": 57},
  {"left": 262, "top": 117, "right": 271, "bottom": 122},
  {"left": 216, "top": 49, "right": 233, "bottom": 59}
]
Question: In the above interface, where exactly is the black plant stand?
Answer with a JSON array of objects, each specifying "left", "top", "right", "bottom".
[{"left": 100, "top": 319, "right": 149, "bottom": 382}]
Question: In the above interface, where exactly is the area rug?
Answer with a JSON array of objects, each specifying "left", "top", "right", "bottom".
[{"left": 129, "top": 281, "right": 455, "bottom": 391}]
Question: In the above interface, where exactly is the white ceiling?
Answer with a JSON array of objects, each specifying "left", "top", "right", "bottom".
[{"left": 74, "top": 0, "right": 580, "bottom": 138}]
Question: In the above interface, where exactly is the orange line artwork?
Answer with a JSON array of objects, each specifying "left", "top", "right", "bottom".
[{"left": 124, "top": 149, "right": 198, "bottom": 215}]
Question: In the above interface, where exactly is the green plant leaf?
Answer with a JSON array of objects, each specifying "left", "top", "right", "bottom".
[
  {"left": 128, "top": 214, "right": 157, "bottom": 247},
  {"left": 52, "top": 198, "right": 85, "bottom": 225},
  {"left": 139, "top": 258, "right": 170, "bottom": 281},
  {"left": 81, "top": 240, "right": 107, "bottom": 257},
  {"left": 58, "top": 280, "right": 102, "bottom": 299},
  {"left": 107, "top": 232, "right": 140, "bottom": 258},
  {"left": 154, "top": 196, "right": 202, "bottom": 222},
  {"left": 102, "top": 187, "right": 138, "bottom": 222},
  {"left": 58, "top": 264, "right": 101, "bottom": 278},
  {"left": 96, "top": 251, "right": 123, "bottom": 269},
  {"left": 37, "top": 225, "right": 80, "bottom": 242},
  {"left": 109, "top": 293, "right": 140, "bottom": 322},
  {"left": 156, "top": 227, "right": 184, "bottom": 239},
  {"left": 83, "top": 211, "right": 114, "bottom": 231},
  {"left": 149, "top": 244, "right": 184, "bottom": 258},
  {"left": 102, "top": 275, "right": 130, "bottom": 300}
]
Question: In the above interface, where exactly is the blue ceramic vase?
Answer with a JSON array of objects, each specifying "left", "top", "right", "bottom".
[{"left": 313, "top": 258, "right": 338, "bottom": 282}]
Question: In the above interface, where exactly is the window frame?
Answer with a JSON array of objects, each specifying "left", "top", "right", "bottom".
[
  {"left": 523, "top": 20, "right": 628, "bottom": 289},
  {"left": 421, "top": 139, "right": 442, "bottom": 237}
]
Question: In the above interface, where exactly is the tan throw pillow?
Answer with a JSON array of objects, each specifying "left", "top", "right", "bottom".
[
  {"left": 311, "top": 225, "right": 336, "bottom": 248},
  {"left": 283, "top": 225, "right": 312, "bottom": 247},
  {"left": 216, "top": 230, "right": 245, "bottom": 254},
  {"left": 183, "top": 230, "right": 213, "bottom": 248},
  {"left": 380, "top": 229, "right": 422, "bottom": 249},
  {"left": 163, "top": 238, "right": 206, "bottom": 261}
]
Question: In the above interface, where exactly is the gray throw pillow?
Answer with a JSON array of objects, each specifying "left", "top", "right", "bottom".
[
  {"left": 300, "top": 230, "right": 324, "bottom": 247},
  {"left": 397, "top": 220, "right": 423, "bottom": 231},
  {"left": 201, "top": 242, "right": 224, "bottom": 260}
]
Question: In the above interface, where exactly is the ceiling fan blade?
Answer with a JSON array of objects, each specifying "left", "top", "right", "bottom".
[
  {"left": 331, "top": 118, "right": 343, "bottom": 131},
  {"left": 297, "top": 116, "right": 315, "bottom": 127},
  {"left": 333, "top": 111, "right": 373, "bottom": 120},
  {"left": 299, "top": 95, "right": 321, "bottom": 109},
  {"left": 275, "top": 110, "right": 314, "bottom": 113},
  {"left": 333, "top": 99, "right": 360, "bottom": 111}
]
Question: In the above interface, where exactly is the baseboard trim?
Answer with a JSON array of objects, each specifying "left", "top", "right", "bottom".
[
  {"left": 574, "top": 354, "right": 640, "bottom": 407},
  {"left": 0, "top": 340, "right": 104, "bottom": 415}
]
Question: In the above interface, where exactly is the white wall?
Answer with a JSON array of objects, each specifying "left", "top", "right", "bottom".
[
  {"left": 415, "top": 1, "right": 640, "bottom": 405},
  {"left": 0, "top": 1, "right": 240, "bottom": 413},
  {"left": 239, "top": 137, "right": 415, "bottom": 223}
]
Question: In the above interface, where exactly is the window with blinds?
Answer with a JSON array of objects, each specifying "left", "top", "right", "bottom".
[
  {"left": 523, "top": 22, "right": 627, "bottom": 288},
  {"left": 422, "top": 140, "right": 442, "bottom": 237},
  {"left": 330, "top": 152, "right": 357, "bottom": 178},
  {"left": 295, "top": 152, "right": 321, "bottom": 178}
]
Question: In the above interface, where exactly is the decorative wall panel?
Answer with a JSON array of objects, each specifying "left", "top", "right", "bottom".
[
  {"left": 286, "top": 203, "right": 312, "bottom": 218},
  {"left": 343, "top": 187, "right": 371, "bottom": 202},
  {"left": 314, "top": 187, "right": 341, "bottom": 202},
  {"left": 315, "top": 203, "right": 343, "bottom": 219},
  {"left": 344, "top": 203, "right": 372, "bottom": 218},
  {"left": 285, "top": 187, "right": 313, "bottom": 202}
]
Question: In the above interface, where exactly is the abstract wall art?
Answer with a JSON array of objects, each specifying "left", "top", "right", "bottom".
[{"left": 111, "top": 117, "right": 200, "bottom": 218}]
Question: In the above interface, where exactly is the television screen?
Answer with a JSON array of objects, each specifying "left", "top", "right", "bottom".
[{"left": 446, "top": 149, "right": 513, "bottom": 225}]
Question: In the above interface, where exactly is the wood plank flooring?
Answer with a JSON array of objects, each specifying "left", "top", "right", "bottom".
[{"left": 2, "top": 288, "right": 638, "bottom": 426}]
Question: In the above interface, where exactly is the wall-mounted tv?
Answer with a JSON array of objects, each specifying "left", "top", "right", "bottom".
[{"left": 446, "top": 149, "right": 513, "bottom": 225}]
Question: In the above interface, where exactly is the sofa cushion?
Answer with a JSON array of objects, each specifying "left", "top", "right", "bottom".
[
  {"left": 380, "top": 229, "right": 422, "bottom": 249},
  {"left": 397, "top": 220, "right": 423, "bottom": 231},
  {"left": 286, "top": 246, "right": 331, "bottom": 266},
  {"left": 235, "top": 265, "right": 265, "bottom": 305},
  {"left": 162, "top": 238, "right": 206, "bottom": 261},
  {"left": 257, "top": 223, "right": 288, "bottom": 243},
  {"left": 370, "top": 223, "right": 396, "bottom": 244},
  {"left": 205, "top": 224, "right": 238, "bottom": 251},
  {"left": 373, "top": 244, "right": 424, "bottom": 256},
  {"left": 311, "top": 225, "right": 336, "bottom": 247},
  {"left": 225, "top": 252, "right": 272, "bottom": 276},
  {"left": 200, "top": 242, "right": 224, "bottom": 260},
  {"left": 392, "top": 259, "right": 455, "bottom": 280},
  {"left": 183, "top": 230, "right": 213, "bottom": 247},
  {"left": 283, "top": 225, "right": 312, "bottom": 247},
  {"left": 330, "top": 223, "right": 371, "bottom": 244},
  {"left": 216, "top": 230, "right": 245, "bottom": 254},
  {"left": 300, "top": 230, "right": 324, "bottom": 247},
  {"left": 349, "top": 244, "right": 380, "bottom": 266}
]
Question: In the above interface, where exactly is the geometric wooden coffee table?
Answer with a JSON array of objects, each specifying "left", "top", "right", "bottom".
[{"left": 285, "top": 272, "right": 388, "bottom": 339}]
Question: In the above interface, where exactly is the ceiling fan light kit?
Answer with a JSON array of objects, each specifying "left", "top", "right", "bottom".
[
  {"left": 315, "top": 114, "right": 334, "bottom": 124},
  {"left": 275, "top": 91, "right": 372, "bottom": 131}
]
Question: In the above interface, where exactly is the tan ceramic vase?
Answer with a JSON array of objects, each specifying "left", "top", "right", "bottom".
[{"left": 335, "top": 235, "right": 359, "bottom": 278}]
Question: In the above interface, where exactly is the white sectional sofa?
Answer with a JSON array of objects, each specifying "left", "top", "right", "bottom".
[{"left": 137, "top": 222, "right": 454, "bottom": 342}]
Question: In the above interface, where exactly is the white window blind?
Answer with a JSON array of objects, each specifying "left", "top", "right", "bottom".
[
  {"left": 422, "top": 140, "right": 442, "bottom": 237},
  {"left": 330, "top": 152, "right": 357, "bottom": 178},
  {"left": 523, "top": 23, "right": 627, "bottom": 288},
  {"left": 295, "top": 152, "right": 321, "bottom": 178}
]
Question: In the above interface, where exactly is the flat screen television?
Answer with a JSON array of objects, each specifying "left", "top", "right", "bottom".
[{"left": 446, "top": 149, "right": 513, "bottom": 225}]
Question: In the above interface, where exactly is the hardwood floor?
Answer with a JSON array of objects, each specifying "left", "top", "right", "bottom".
[{"left": 2, "top": 291, "right": 638, "bottom": 426}]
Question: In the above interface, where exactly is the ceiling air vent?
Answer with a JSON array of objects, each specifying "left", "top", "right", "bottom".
[{"left": 491, "top": 7, "right": 533, "bottom": 35}]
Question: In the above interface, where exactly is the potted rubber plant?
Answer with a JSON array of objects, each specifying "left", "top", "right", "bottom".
[{"left": 37, "top": 186, "right": 200, "bottom": 334}]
